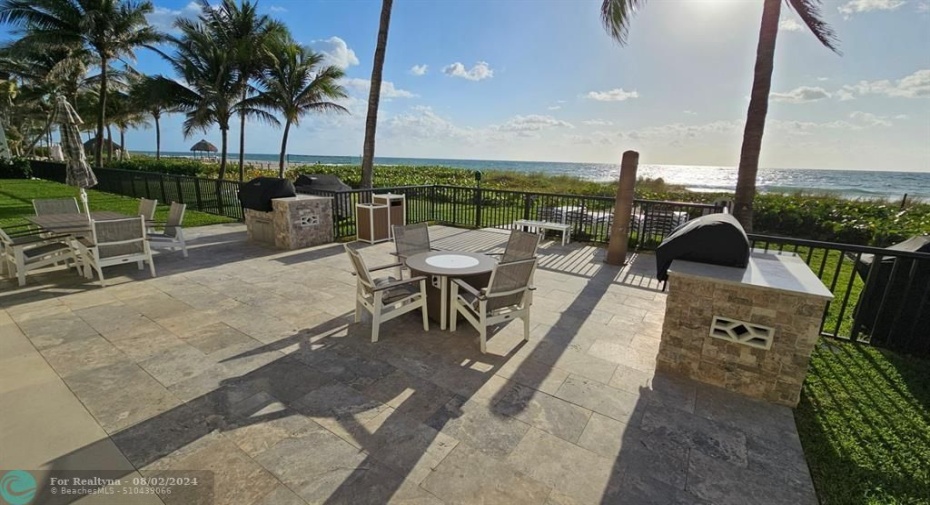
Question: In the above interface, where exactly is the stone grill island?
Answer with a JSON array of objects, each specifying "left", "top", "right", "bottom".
[{"left": 657, "top": 252, "right": 834, "bottom": 407}]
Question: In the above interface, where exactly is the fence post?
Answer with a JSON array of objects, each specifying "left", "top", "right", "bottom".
[
  {"left": 430, "top": 185, "right": 437, "bottom": 222},
  {"left": 522, "top": 194, "right": 533, "bottom": 221},
  {"left": 176, "top": 178, "right": 184, "bottom": 204},
  {"left": 474, "top": 186, "right": 482, "bottom": 229},
  {"left": 194, "top": 179, "right": 204, "bottom": 212},
  {"left": 606, "top": 150, "right": 639, "bottom": 265}
]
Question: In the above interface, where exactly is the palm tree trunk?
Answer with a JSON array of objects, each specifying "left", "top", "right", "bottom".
[
  {"left": 733, "top": 0, "right": 781, "bottom": 232},
  {"left": 154, "top": 114, "right": 161, "bottom": 160},
  {"left": 218, "top": 127, "right": 228, "bottom": 180},
  {"left": 119, "top": 128, "right": 125, "bottom": 161},
  {"left": 95, "top": 57, "right": 108, "bottom": 168},
  {"left": 278, "top": 120, "right": 292, "bottom": 178},
  {"left": 238, "top": 101, "right": 246, "bottom": 182},
  {"left": 106, "top": 124, "right": 113, "bottom": 162},
  {"left": 360, "top": 0, "right": 393, "bottom": 190}
]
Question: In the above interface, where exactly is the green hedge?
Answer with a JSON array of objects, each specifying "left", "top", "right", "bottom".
[
  {"left": 106, "top": 157, "right": 203, "bottom": 176},
  {"left": 0, "top": 158, "right": 31, "bottom": 179}
]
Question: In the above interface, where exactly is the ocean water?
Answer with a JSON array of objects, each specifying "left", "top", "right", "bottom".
[{"left": 145, "top": 151, "right": 930, "bottom": 201}]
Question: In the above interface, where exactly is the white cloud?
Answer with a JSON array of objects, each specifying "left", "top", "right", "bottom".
[
  {"left": 309, "top": 37, "right": 359, "bottom": 69},
  {"left": 841, "top": 69, "right": 930, "bottom": 99},
  {"left": 849, "top": 111, "right": 893, "bottom": 127},
  {"left": 268, "top": 5, "right": 287, "bottom": 13},
  {"left": 919, "top": 1, "right": 930, "bottom": 12},
  {"left": 683, "top": 110, "right": 697, "bottom": 115},
  {"left": 779, "top": 18, "right": 803, "bottom": 31},
  {"left": 836, "top": 89, "right": 856, "bottom": 101},
  {"left": 409, "top": 64, "right": 428, "bottom": 76},
  {"left": 771, "top": 86, "right": 832, "bottom": 103},
  {"left": 817, "top": 77, "right": 830, "bottom": 82},
  {"left": 146, "top": 1, "right": 201, "bottom": 33},
  {"left": 388, "top": 106, "right": 475, "bottom": 141},
  {"left": 582, "top": 119, "right": 614, "bottom": 126},
  {"left": 442, "top": 61, "right": 494, "bottom": 81},
  {"left": 344, "top": 78, "right": 417, "bottom": 99},
  {"left": 493, "top": 115, "right": 574, "bottom": 132},
  {"left": 547, "top": 105, "right": 561, "bottom": 110},
  {"left": 839, "top": 0, "right": 906, "bottom": 16},
  {"left": 586, "top": 88, "right": 639, "bottom": 102}
]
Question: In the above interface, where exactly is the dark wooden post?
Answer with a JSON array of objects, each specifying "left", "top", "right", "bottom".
[{"left": 605, "top": 150, "right": 639, "bottom": 265}]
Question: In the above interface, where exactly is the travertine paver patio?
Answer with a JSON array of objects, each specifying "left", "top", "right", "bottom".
[{"left": 0, "top": 224, "right": 817, "bottom": 505}]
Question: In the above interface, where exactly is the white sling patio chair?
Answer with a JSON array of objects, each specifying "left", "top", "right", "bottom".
[
  {"left": 0, "top": 225, "right": 76, "bottom": 286},
  {"left": 138, "top": 198, "right": 158, "bottom": 221},
  {"left": 487, "top": 229, "right": 541, "bottom": 263},
  {"left": 33, "top": 198, "right": 81, "bottom": 215},
  {"left": 345, "top": 244, "right": 429, "bottom": 343},
  {"left": 392, "top": 222, "right": 438, "bottom": 277},
  {"left": 147, "top": 202, "right": 187, "bottom": 257},
  {"left": 74, "top": 216, "right": 155, "bottom": 286},
  {"left": 450, "top": 257, "right": 537, "bottom": 353}
]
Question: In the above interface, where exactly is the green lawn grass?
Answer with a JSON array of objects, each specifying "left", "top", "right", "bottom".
[
  {"left": 0, "top": 178, "right": 235, "bottom": 229},
  {"left": 797, "top": 338, "right": 930, "bottom": 504}
]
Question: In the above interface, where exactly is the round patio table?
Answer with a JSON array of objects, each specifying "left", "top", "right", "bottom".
[{"left": 405, "top": 251, "right": 496, "bottom": 330}]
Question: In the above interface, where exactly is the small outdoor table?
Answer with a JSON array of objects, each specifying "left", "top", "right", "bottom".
[
  {"left": 404, "top": 251, "right": 497, "bottom": 330},
  {"left": 26, "top": 212, "right": 130, "bottom": 235}
]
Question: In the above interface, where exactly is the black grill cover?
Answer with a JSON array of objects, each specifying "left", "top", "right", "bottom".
[
  {"left": 854, "top": 235, "right": 930, "bottom": 354},
  {"left": 239, "top": 177, "right": 296, "bottom": 212},
  {"left": 655, "top": 213, "right": 750, "bottom": 281},
  {"left": 294, "top": 173, "right": 351, "bottom": 219}
]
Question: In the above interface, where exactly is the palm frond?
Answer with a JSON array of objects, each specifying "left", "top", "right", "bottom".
[
  {"left": 600, "top": 0, "right": 646, "bottom": 45},
  {"left": 785, "top": 0, "right": 840, "bottom": 54}
]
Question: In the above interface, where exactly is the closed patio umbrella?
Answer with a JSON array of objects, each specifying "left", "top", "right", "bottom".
[
  {"left": 53, "top": 96, "right": 98, "bottom": 218},
  {"left": 0, "top": 122, "right": 11, "bottom": 162}
]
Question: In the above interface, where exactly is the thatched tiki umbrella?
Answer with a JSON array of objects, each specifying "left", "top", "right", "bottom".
[
  {"left": 53, "top": 96, "right": 98, "bottom": 218},
  {"left": 190, "top": 139, "right": 218, "bottom": 158}
]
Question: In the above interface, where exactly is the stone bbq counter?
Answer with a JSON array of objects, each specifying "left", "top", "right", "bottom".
[{"left": 657, "top": 251, "right": 833, "bottom": 407}]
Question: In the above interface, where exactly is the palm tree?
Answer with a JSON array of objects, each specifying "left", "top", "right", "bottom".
[
  {"left": 130, "top": 75, "right": 178, "bottom": 160},
  {"left": 200, "top": 0, "right": 286, "bottom": 181},
  {"left": 0, "top": 0, "right": 165, "bottom": 168},
  {"left": 253, "top": 42, "right": 348, "bottom": 177},
  {"left": 601, "top": 0, "right": 838, "bottom": 231},
  {"left": 360, "top": 0, "right": 393, "bottom": 190}
]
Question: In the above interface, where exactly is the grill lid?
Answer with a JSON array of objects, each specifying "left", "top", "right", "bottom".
[
  {"left": 239, "top": 177, "right": 296, "bottom": 212},
  {"left": 655, "top": 213, "right": 750, "bottom": 281}
]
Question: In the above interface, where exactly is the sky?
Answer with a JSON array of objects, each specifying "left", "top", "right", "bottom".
[{"left": 21, "top": 0, "right": 930, "bottom": 170}]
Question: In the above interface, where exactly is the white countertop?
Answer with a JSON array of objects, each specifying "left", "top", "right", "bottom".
[
  {"left": 669, "top": 251, "right": 834, "bottom": 300},
  {"left": 273, "top": 194, "right": 332, "bottom": 202}
]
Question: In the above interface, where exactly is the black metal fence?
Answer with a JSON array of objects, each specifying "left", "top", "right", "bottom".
[
  {"left": 30, "top": 161, "right": 245, "bottom": 220},
  {"left": 747, "top": 234, "right": 930, "bottom": 356},
  {"left": 297, "top": 184, "right": 722, "bottom": 248}
]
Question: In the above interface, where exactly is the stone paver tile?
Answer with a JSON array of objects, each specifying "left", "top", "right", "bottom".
[
  {"left": 360, "top": 411, "right": 459, "bottom": 484},
  {"left": 693, "top": 384, "right": 797, "bottom": 443},
  {"left": 608, "top": 364, "right": 653, "bottom": 395},
  {"left": 220, "top": 392, "right": 328, "bottom": 458},
  {"left": 145, "top": 434, "right": 280, "bottom": 505},
  {"left": 507, "top": 427, "right": 612, "bottom": 505},
  {"left": 555, "top": 375, "right": 641, "bottom": 425},
  {"left": 40, "top": 335, "right": 129, "bottom": 377},
  {"left": 17, "top": 312, "right": 99, "bottom": 350},
  {"left": 642, "top": 371, "right": 698, "bottom": 413},
  {"left": 112, "top": 403, "right": 219, "bottom": 469},
  {"left": 422, "top": 443, "right": 551, "bottom": 505},
  {"left": 686, "top": 450, "right": 816, "bottom": 505},
  {"left": 255, "top": 484, "right": 307, "bottom": 505},
  {"left": 292, "top": 382, "right": 393, "bottom": 447},
  {"left": 493, "top": 382, "right": 592, "bottom": 443},
  {"left": 178, "top": 322, "right": 258, "bottom": 355},
  {"left": 576, "top": 412, "right": 630, "bottom": 459},
  {"left": 58, "top": 289, "right": 121, "bottom": 311},
  {"left": 108, "top": 327, "right": 186, "bottom": 362},
  {"left": 293, "top": 350, "right": 397, "bottom": 390},
  {"left": 425, "top": 396, "right": 531, "bottom": 459},
  {"left": 426, "top": 358, "right": 499, "bottom": 398},
  {"left": 73, "top": 303, "right": 147, "bottom": 336},
  {"left": 586, "top": 339, "right": 639, "bottom": 366},
  {"left": 361, "top": 369, "right": 457, "bottom": 423},
  {"left": 139, "top": 344, "right": 215, "bottom": 387},
  {"left": 252, "top": 433, "right": 367, "bottom": 504},
  {"left": 602, "top": 472, "right": 711, "bottom": 505},
  {"left": 0, "top": 345, "right": 59, "bottom": 395},
  {"left": 640, "top": 404, "right": 748, "bottom": 467},
  {"left": 548, "top": 348, "right": 618, "bottom": 384},
  {"left": 64, "top": 361, "right": 183, "bottom": 433},
  {"left": 495, "top": 355, "right": 570, "bottom": 396},
  {"left": 746, "top": 433, "right": 815, "bottom": 490},
  {"left": 224, "top": 357, "right": 332, "bottom": 403},
  {"left": 125, "top": 295, "right": 198, "bottom": 322}
]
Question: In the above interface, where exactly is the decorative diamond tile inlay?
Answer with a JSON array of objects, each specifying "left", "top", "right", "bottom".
[{"left": 709, "top": 316, "right": 775, "bottom": 350}]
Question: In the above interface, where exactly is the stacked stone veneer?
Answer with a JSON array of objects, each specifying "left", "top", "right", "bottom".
[
  {"left": 245, "top": 195, "right": 333, "bottom": 250},
  {"left": 657, "top": 272, "right": 829, "bottom": 407}
]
